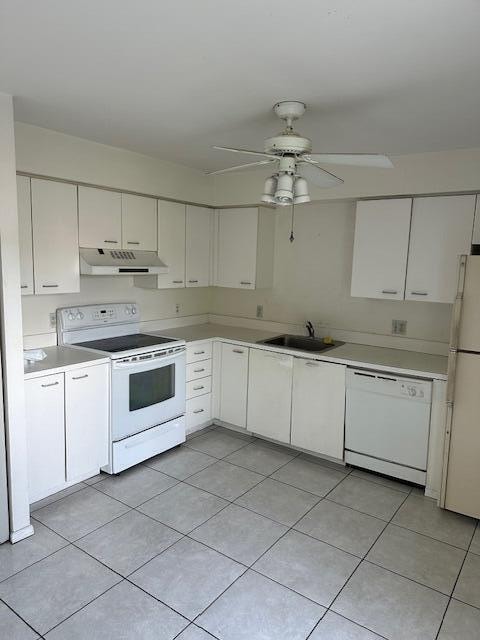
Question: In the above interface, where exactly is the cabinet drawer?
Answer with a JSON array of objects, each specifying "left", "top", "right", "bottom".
[
  {"left": 186, "top": 394, "right": 212, "bottom": 431},
  {"left": 186, "top": 359, "right": 212, "bottom": 382},
  {"left": 186, "top": 342, "right": 212, "bottom": 363},
  {"left": 186, "top": 376, "right": 212, "bottom": 399}
]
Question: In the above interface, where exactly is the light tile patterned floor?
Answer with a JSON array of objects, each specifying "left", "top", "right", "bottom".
[{"left": 1, "top": 425, "right": 479, "bottom": 639}]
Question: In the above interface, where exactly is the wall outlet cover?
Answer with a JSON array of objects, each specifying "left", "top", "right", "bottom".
[
  {"left": 175, "top": 303, "right": 180, "bottom": 314},
  {"left": 256, "top": 304, "right": 264, "bottom": 319},
  {"left": 392, "top": 319, "right": 407, "bottom": 335},
  {"left": 49, "top": 312, "right": 57, "bottom": 328}
]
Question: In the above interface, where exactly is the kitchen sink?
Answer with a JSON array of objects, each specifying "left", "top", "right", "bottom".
[{"left": 257, "top": 334, "right": 343, "bottom": 353}]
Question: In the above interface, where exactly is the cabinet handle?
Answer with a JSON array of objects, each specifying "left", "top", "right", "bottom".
[
  {"left": 127, "top": 241, "right": 140, "bottom": 245},
  {"left": 410, "top": 291, "right": 428, "bottom": 296},
  {"left": 193, "top": 368, "right": 205, "bottom": 373},
  {"left": 240, "top": 281, "right": 252, "bottom": 285},
  {"left": 172, "top": 280, "right": 184, "bottom": 284},
  {"left": 72, "top": 374, "right": 89, "bottom": 380},
  {"left": 104, "top": 240, "right": 118, "bottom": 244},
  {"left": 41, "top": 381, "right": 59, "bottom": 388},
  {"left": 193, "top": 408, "right": 205, "bottom": 414},
  {"left": 194, "top": 350, "right": 205, "bottom": 355},
  {"left": 42, "top": 284, "right": 59, "bottom": 288},
  {"left": 305, "top": 361, "right": 319, "bottom": 367},
  {"left": 21, "top": 285, "right": 28, "bottom": 289},
  {"left": 188, "top": 279, "right": 199, "bottom": 284},
  {"left": 381, "top": 290, "right": 398, "bottom": 295},
  {"left": 193, "top": 385, "right": 205, "bottom": 391},
  {"left": 232, "top": 349, "right": 244, "bottom": 354}
]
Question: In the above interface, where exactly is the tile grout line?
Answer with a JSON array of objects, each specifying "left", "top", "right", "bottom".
[{"left": 0, "top": 595, "right": 47, "bottom": 638}]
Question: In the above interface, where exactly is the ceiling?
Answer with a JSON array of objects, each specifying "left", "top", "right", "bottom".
[{"left": 1, "top": 0, "right": 480, "bottom": 171}]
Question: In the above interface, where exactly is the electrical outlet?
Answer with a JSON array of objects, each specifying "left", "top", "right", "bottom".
[
  {"left": 49, "top": 312, "right": 57, "bottom": 328},
  {"left": 175, "top": 303, "right": 180, "bottom": 315},
  {"left": 256, "top": 304, "right": 264, "bottom": 319},
  {"left": 392, "top": 319, "right": 407, "bottom": 335}
]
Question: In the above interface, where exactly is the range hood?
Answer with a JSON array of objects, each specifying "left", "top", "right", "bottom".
[{"left": 80, "top": 248, "right": 168, "bottom": 275}]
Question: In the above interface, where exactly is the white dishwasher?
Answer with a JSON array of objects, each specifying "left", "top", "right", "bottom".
[{"left": 345, "top": 368, "right": 432, "bottom": 485}]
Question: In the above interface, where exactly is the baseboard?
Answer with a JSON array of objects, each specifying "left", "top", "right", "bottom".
[{"left": 10, "top": 523, "right": 35, "bottom": 544}]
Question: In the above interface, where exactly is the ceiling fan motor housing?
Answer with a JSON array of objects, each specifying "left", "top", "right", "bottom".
[{"left": 264, "top": 134, "right": 312, "bottom": 155}]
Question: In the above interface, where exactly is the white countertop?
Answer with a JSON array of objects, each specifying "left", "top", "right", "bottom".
[
  {"left": 24, "top": 346, "right": 110, "bottom": 380},
  {"left": 155, "top": 323, "right": 448, "bottom": 380}
]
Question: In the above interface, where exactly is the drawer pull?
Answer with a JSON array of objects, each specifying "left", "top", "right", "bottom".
[
  {"left": 240, "top": 281, "right": 252, "bottom": 285},
  {"left": 381, "top": 289, "right": 398, "bottom": 295},
  {"left": 21, "top": 285, "right": 28, "bottom": 289},
  {"left": 104, "top": 240, "right": 118, "bottom": 244},
  {"left": 193, "top": 368, "right": 205, "bottom": 373},
  {"left": 193, "top": 385, "right": 205, "bottom": 391},
  {"left": 233, "top": 349, "right": 244, "bottom": 354},
  {"left": 305, "top": 361, "right": 319, "bottom": 367},
  {"left": 194, "top": 350, "right": 205, "bottom": 355},
  {"left": 127, "top": 241, "right": 140, "bottom": 245},
  {"left": 42, "top": 284, "right": 59, "bottom": 288},
  {"left": 188, "top": 279, "right": 199, "bottom": 284},
  {"left": 411, "top": 291, "right": 428, "bottom": 296},
  {"left": 193, "top": 408, "right": 205, "bottom": 414},
  {"left": 41, "top": 381, "right": 59, "bottom": 388},
  {"left": 72, "top": 374, "right": 89, "bottom": 380},
  {"left": 172, "top": 280, "right": 184, "bottom": 284}
]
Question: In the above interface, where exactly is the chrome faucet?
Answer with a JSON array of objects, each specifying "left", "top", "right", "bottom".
[{"left": 306, "top": 321, "right": 315, "bottom": 339}]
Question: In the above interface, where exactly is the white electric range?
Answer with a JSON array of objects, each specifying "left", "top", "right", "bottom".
[{"left": 57, "top": 303, "right": 186, "bottom": 473}]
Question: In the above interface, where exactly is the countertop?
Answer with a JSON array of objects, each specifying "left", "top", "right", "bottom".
[
  {"left": 155, "top": 323, "right": 448, "bottom": 380},
  {"left": 24, "top": 346, "right": 110, "bottom": 380}
]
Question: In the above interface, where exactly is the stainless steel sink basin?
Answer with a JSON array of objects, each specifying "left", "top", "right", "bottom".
[{"left": 257, "top": 334, "right": 343, "bottom": 353}]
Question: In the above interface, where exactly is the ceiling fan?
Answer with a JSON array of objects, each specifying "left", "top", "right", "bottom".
[{"left": 208, "top": 101, "right": 394, "bottom": 206}]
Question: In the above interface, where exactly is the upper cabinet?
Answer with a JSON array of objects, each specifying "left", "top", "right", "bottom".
[
  {"left": 17, "top": 175, "right": 34, "bottom": 295},
  {"left": 78, "top": 186, "right": 122, "bottom": 249},
  {"left": 121, "top": 194, "right": 157, "bottom": 251},
  {"left": 405, "top": 195, "right": 475, "bottom": 303},
  {"left": 351, "top": 199, "right": 412, "bottom": 300},
  {"left": 185, "top": 205, "right": 212, "bottom": 287},
  {"left": 78, "top": 187, "right": 157, "bottom": 250},
  {"left": 214, "top": 207, "right": 275, "bottom": 289},
  {"left": 351, "top": 195, "right": 476, "bottom": 303},
  {"left": 155, "top": 201, "right": 186, "bottom": 288},
  {"left": 31, "top": 179, "right": 80, "bottom": 295}
]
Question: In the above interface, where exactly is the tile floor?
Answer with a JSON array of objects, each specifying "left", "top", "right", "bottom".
[{"left": 1, "top": 425, "right": 479, "bottom": 639}]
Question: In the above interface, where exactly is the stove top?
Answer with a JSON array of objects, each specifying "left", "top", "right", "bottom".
[{"left": 74, "top": 333, "right": 177, "bottom": 353}]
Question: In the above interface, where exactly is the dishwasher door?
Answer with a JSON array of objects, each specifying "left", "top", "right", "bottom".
[{"left": 345, "top": 369, "right": 432, "bottom": 471}]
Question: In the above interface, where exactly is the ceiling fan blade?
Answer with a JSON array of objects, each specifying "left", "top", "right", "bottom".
[
  {"left": 298, "top": 161, "right": 344, "bottom": 187},
  {"left": 306, "top": 153, "right": 394, "bottom": 168},
  {"left": 206, "top": 159, "right": 276, "bottom": 176},
  {"left": 213, "top": 145, "right": 278, "bottom": 159}
]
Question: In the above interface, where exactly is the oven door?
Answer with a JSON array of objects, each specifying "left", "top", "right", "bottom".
[{"left": 111, "top": 350, "right": 186, "bottom": 441}]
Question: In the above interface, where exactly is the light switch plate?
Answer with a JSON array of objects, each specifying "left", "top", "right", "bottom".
[
  {"left": 256, "top": 305, "right": 264, "bottom": 319},
  {"left": 49, "top": 312, "right": 57, "bottom": 328},
  {"left": 392, "top": 319, "right": 407, "bottom": 335}
]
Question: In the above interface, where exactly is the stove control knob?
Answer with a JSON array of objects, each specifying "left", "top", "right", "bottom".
[
  {"left": 76, "top": 311, "right": 84, "bottom": 320},
  {"left": 131, "top": 306, "right": 137, "bottom": 315},
  {"left": 125, "top": 307, "right": 131, "bottom": 315},
  {"left": 68, "top": 311, "right": 74, "bottom": 321}
]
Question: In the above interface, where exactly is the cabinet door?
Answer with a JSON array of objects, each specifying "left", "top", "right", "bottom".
[
  {"left": 31, "top": 179, "right": 79, "bottom": 294},
  {"left": 157, "top": 201, "right": 186, "bottom": 288},
  {"left": 291, "top": 359, "right": 346, "bottom": 459},
  {"left": 219, "top": 343, "right": 249, "bottom": 427},
  {"left": 17, "top": 176, "right": 34, "bottom": 295},
  {"left": 78, "top": 186, "right": 122, "bottom": 249},
  {"left": 186, "top": 205, "right": 211, "bottom": 287},
  {"left": 247, "top": 348, "right": 293, "bottom": 443},
  {"left": 405, "top": 195, "right": 475, "bottom": 303},
  {"left": 216, "top": 208, "right": 258, "bottom": 289},
  {"left": 122, "top": 194, "right": 157, "bottom": 251},
  {"left": 65, "top": 364, "right": 109, "bottom": 482},
  {"left": 351, "top": 199, "right": 412, "bottom": 300},
  {"left": 25, "top": 374, "right": 65, "bottom": 503}
]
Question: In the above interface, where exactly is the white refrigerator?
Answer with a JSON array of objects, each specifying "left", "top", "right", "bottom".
[{"left": 441, "top": 254, "right": 480, "bottom": 519}]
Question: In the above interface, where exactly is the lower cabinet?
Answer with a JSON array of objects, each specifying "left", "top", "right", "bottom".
[
  {"left": 291, "top": 359, "right": 346, "bottom": 459},
  {"left": 247, "top": 348, "right": 293, "bottom": 443},
  {"left": 218, "top": 343, "right": 249, "bottom": 428},
  {"left": 25, "top": 363, "right": 109, "bottom": 503}
]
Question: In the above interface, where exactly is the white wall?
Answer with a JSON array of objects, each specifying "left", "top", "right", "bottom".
[
  {"left": 210, "top": 201, "right": 453, "bottom": 350},
  {"left": 0, "top": 95, "right": 32, "bottom": 541},
  {"left": 213, "top": 147, "right": 480, "bottom": 206}
]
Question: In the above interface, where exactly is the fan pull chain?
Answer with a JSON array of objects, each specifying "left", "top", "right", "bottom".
[{"left": 289, "top": 200, "right": 295, "bottom": 242}]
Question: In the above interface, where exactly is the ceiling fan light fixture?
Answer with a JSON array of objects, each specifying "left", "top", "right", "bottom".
[
  {"left": 293, "top": 176, "right": 310, "bottom": 204},
  {"left": 274, "top": 173, "right": 294, "bottom": 206},
  {"left": 261, "top": 175, "right": 277, "bottom": 204}
]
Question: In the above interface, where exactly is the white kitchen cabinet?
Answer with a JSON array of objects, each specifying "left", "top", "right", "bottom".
[
  {"left": 351, "top": 198, "right": 412, "bottom": 300},
  {"left": 65, "top": 364, "right": 109, "bottom": 483},
  {"left": 17, "top": 175, "right": 34, "bottom": 295},
  {"left": 291, "top": 358, "right": 346, "bottom": 459},
  {"left": 78, "top": 186, "right": 122, "bottom": 249},
  {"left": 186, "top": 205, "right": 212, "bottom": 287},
  {"left": 31, "top": 179, "right": 80, "bottom": 294},
  {"left": 219, "top": 343, "right": 249, "bottom": 428},
  {"left": 25, "top": 373, "right": 65, "bottom": 503},
  {"left": 121, "top": 194, "right": 157, "bottom": 251},
  {"left": 405, "top": 195, "right": 475, "bottom": 303},
  {"left": 247, "top": 348, "right": 293, "bottom": 443},
  {"left": 214, "top": 207, "right": 275, "bottom": 289}
]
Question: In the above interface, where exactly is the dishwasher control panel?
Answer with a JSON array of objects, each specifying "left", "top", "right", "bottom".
[{"left": 400, "top": 383, "right": 426, "bottom": 398}]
